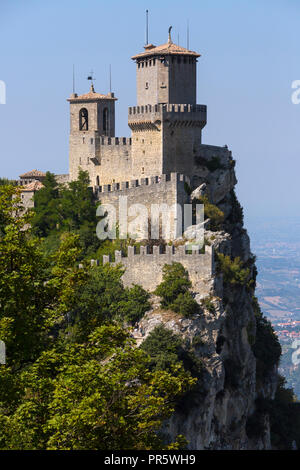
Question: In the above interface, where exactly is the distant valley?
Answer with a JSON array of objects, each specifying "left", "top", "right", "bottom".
[{"left": 246, "top": 216, "right": 300, "bottom": 398}]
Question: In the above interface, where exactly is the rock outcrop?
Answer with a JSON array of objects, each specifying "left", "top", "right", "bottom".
[{"left": 132, "top": 150, "right": 279, "bottom": 449}]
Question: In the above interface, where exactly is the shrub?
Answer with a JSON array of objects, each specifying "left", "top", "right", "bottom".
[
  {"left": 170, "top": 291, "right": 200, "bottom": 317},
  {"left": 201, "top": 296, "right": 215, "bottom": 312},
  {"left": 216, "top": 253, "right": 250, "bottom": 286},
  {"left": 252, "top": 297, "right": 281, "bottom": 379},
  {"left": 197, "top": 196, "right": 224, "bottom": 231},
  {"left": 140, "top": 325, "right": 183, "bottom": 371},
  {"left": 248, "top": 379, "right": 300, "bottom": 448},
  {"left": 192, "top": 334, "right": 205, "bottom": 347},
  {"left": 205, "top": 156, "right": 226, "bottom": 172},
  {"left": 154, "top": 263, "right": 199, "bottom": 317},
  {"left": 119, "top": 284, "right": 150, "bottom": 324},
  {"left": 65, "top": 265, "right": 150, "bottom": 341},
  {"left": 227, "top": 189, "right": 244, "bottom": 225},
  {"left": 154, "top": 263, "right": 191, "bottom": 306},
  {"left": 141, "top": 324, "right": 203, "bottom": 377},
  {"left": 194, "top": 155, "right": 226, "bottom": 172},
  {"left": 269, "top": 376, "right": 300, "bottom": 449}
]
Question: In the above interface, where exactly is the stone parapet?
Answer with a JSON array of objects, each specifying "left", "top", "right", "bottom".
[
  {"left": 90, "top": 244, "right": 214, "bottom": 292},
  {"left": 95, "top": 172, "right": 190, "bottom": 194}
]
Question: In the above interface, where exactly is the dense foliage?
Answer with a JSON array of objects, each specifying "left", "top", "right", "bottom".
[
  {"left": 32, "top": 170, "right": 101, "bottom": 259},
  {"left": 154, "top": 262, "right": 199, "bottom": 317},
  {"left": 1, "top": 178, "right": 299, "bottom": 450},
  {"left": 141, "top": 325, "right": 203, "bottom": 378},
  {"left": 251, "top": 296, "right": 281, "bottom": 379},
  {"left": 246, "top": 377, "right": 300, "bottom": 450},
  {"left": 194, "top": 155, "right": 226, "bottom": 172},
  {"left": 197, "top": 195, "right": 224, "bottom": 231},
  {"left": 0, "top": 184, "right": 195, "bottom": 450},
  {"left": 216, "top": 252, "right": 250, "bottom": 286},
  {"left": 269, "top": 376, "right": 300, "bottom": 449}
]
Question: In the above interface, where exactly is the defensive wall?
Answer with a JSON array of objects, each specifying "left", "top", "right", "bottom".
[{"left": 89, "top": 243, "right": 214, "bottom": 293}]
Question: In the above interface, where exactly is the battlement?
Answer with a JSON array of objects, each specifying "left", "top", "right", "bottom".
[
  {"left": 128, "top": 103, "right": 207, "bottom": 131},
  {"left": 128, "top": 103, "right": 206, "bottom": 115},
  {"left": 95, "top": 172, "right": 190, "bottom": 193},
  {"left": 99, "top": 136, "right": 132, "bottom": 146},
  {"left": 88, "top": 244, "right": 214, "bottom": 292}
]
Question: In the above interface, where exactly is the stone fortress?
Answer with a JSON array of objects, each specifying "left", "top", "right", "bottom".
[
  {"left": 69, "top": 29, "right": 237, "bottom": 294},
  {"left": 68, "top": 28, "right": 224, "bottom": 188},
  {"left": 12, "top": 29, "right": 283, "bottom": 452},
  {"left": 21, "top": 29, "right": 237, "bottom": 294}
]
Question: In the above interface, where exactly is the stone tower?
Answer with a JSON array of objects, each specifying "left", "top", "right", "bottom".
[
  {"left": 68, "top": 84, "right": 117, "bottom": 181},
  {"left": 129, "top": 30, "right": 207, "bottom": 179},
  {"left": 67, "top": 31, "right": 208, "bottom": 186}
]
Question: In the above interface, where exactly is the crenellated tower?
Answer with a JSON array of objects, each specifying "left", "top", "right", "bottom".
[
  {"left": 68, "top": 30, "right": 207, "bottom": 186},
  {"left": 129, "top": 30, "right": 207, "bottom": 179}
]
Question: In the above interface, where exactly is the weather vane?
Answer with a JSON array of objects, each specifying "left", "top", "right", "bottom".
[{"left": 87, "top": 70, "right": 96, "bottom": 86}]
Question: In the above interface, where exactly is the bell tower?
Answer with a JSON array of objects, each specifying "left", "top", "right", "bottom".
[{"left": 68, "top": 84, "right": 117, "bottom": 181}]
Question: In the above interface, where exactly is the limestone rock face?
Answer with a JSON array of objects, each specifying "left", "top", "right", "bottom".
[{"left": 133, "top": 148, "right": 278, "bottom": 449}]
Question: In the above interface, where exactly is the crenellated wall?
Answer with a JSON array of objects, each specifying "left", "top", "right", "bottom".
[
  {"left": 69, "top": 132, "right": 132, "bottom": 186},
  {"left": 89, "top": 244, "right": 214, "bottom": 293},
  {"left": 95, "top": 172, "right": 191, "bottom": 240}
]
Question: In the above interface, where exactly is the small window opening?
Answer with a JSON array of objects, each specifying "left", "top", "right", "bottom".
[{"left": 79, "top": 108, "right": 88, "bottom": 131}]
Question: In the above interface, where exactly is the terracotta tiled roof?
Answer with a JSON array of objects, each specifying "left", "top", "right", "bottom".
[
  {"left": 68, "top": 84, "right": 117, "bottom": 102},
  {"left": 19, "top": 169, "right": 46, "bottom": 178},
  {"left": 132, "top": 41, "right": 200, "bottom": 60},
  {"left": 21, "top": 181, "right": 44, "bottom": 192}
]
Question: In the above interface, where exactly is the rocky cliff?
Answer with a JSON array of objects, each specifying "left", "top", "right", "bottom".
[{"left": 133, "top": 150, "right": 281, "bottom": 449}]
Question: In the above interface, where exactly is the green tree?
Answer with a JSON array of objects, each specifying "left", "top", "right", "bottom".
[
  {"left": 252, "top": 297, "right": 281, "bottom": 380},
  {"left": 141, "top": 325, "right": 203, "bottom": 378},
  {"left": 216, "top": 253, "right": 250, "bottom": 286},
  {"left": 0, "top": 186, "right": 54, "bottom": 368},
  {"left": 197, "top": 195, "right": 224, "bottom": 230},
  {"left": 269, "top": 376, "right": 300, "bottom": 449},
  {"left": 141, "top": 325, "right": 183, "bottom": 371},
  {"left": 32, "top": 171, "right": 60, "bottom": 236},
  {"left": 154, "top": 263, "right": 199, "bottom": 317},
  {"left": 60, "top": 169, "right": 96, "bottom": 231},
  {"left": 0, "top": 325, "right": 195, "bottom": 450},
  {"left": 0, "top": 178, "right": 12, "bottom": 186},
  {"left": 64, "top": 264, "right": 150, "bottom": 342},
  {"left": 0, "top": 184, "right": 24, "bottom": 235}
]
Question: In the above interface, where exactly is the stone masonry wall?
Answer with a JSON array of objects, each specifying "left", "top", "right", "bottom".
[
  {"left": 95, "top": 172, "right": 190, "bottom": 239},
  {"left": 129, "top": 104, "right": 207, "bottom": 180},
  {"left": 69, "top": 134, "right": 132, "bottom": 185},
  {"left": 135, "top": 56, "right": 197, "bottom": 106},
  {"left": 94, "top": 244, "right": 214, "bottom": 293}
]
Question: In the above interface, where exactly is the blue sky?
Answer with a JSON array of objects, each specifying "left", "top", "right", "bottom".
[{"left": 1, "top": 0, "right": 300, "bottom": 219}]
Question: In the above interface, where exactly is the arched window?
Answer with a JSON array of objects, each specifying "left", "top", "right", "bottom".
[
  {"left": 103, "top": 108, "right": 109, "bottom": 134},
  {"left": 96, "top": 176, "right": 100, "bottom": 186},
  {"left": 79, "top": 108, "right": 88, "bottom": 131}
]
